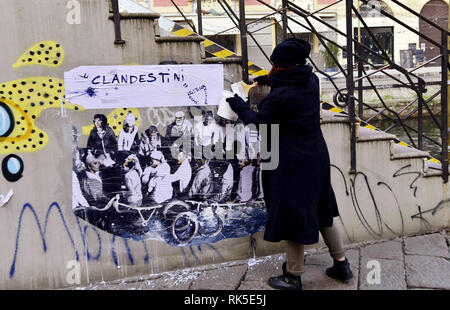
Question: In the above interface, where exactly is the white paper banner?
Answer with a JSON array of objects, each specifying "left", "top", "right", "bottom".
[{"left": 64, "top": 64, "right": 224, "bottom": 109}]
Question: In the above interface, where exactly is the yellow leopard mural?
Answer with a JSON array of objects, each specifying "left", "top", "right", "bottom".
[{"left": 12, "top": 40, "right": 65, "bottom": 69}]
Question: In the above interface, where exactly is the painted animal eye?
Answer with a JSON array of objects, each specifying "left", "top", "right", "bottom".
[
  {"left": 0, "top": 102, "right": 14, "bottom": 137},
  {"left": 2, "top": 154, "right": 24, "bottom": 182}
]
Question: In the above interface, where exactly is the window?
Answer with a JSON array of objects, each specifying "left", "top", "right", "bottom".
[{"left": 354, "top": 26, "right": 394, "bottom": 66}]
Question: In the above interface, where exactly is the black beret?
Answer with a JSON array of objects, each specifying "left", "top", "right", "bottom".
[{"left": 270, "top": 38, "right": 311, "bottom": 67}]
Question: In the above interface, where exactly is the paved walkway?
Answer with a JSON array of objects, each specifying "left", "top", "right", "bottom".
[{"left": 69, "top": 230, "right": 449, "bottom": 290}]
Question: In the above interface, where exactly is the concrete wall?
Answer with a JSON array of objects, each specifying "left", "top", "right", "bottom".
[
  {"left": 0, "top": 0, "right": 447, "bottom": 289},
  {"left": 321, "top": 119, "right": 448, "bottom": 243}
]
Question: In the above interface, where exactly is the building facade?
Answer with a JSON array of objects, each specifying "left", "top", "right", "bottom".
[{"left": 335, "top": 0, "right": 449, "bottom": 68}]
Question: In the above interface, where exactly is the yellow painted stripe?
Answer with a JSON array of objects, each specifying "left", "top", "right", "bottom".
[
  {"left": 363, "top": 124, "right": 377, "bottom": 130},
  {"left": 249, "top": 69, "right": 268, "bottom": 76},
  {"left": 212, "top": 49, "right": 235, "bottom": 58},
  {"left": 397, "top": 141, "right": 409, "bottom": 147},
  {"left": 204, "top": 39, "right": 214, "bottom": 47},
  {"left": 173, "top": 28, "right": 194, "bottom": 37},
  {"left": 429, "top": 158, "right": 440, "bottom": 164},
  {"left": 330, "top": 107, "right": 343, "bottom": 113}
]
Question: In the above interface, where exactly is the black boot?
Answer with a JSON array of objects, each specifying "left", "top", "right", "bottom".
[
  {"left": 268, "top": 262, "right": 302, "bottom": 290},
  {"left": 326, "top": 257, "right": 353, "bottom": 282}
]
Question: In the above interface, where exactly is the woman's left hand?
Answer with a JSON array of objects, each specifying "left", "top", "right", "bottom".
[{"left": 226, "top": 94, "right": 248, "bottom": 114}]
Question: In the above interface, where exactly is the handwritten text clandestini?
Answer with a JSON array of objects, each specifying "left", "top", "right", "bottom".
[{"left": 91, "top": 71, "right": 185, "bottom": 85}]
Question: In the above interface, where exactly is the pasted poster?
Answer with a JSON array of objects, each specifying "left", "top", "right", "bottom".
[{"left": 66, "top": 64, "right": 266, "bottom": 246}]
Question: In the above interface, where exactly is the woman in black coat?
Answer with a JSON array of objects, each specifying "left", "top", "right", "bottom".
[{"left": 226, "top": 38, "right": 353, "bottom": 290}]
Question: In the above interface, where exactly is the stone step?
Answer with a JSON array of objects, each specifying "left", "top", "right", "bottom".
[
  {"left": 320, "top": 108, "right": 350, "bottom": 124},
  {"left": 357, "top": 125, "right": 397, "bottom": 142},
  {"left": 155, "top": 36, "right": 204, "bottom": 43},
  {"left": 390, "top": 141, "right": 430, "bottom": 160},
  {"left": 108, "top": 12, "right": 160, "bottom": 20},
  {"left": 321, "top": 104, "right": 441, "bottom": 178},
  {"left": 422, "top": 159, "right": 449, "bottom": 178}
]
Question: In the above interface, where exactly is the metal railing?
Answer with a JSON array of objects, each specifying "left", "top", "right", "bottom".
[{"left": 113, "top": 0, "right": 449, "bottom": 182}]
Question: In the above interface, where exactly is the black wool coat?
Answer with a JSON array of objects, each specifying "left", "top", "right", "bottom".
[
  {"left": 87, "top": 125, "right": 118, "bottom": 158},
  {"left": 234, "top": 65, "right": 339, "bottom": 245}
]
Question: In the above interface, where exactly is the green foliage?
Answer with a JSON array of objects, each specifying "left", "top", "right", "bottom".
[{"left": 321, "top": 42, "right": 340, "bottom": 68}]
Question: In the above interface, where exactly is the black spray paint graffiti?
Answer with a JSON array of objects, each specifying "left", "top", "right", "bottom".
[
  {"left": 375, "top": 181, "right": 405, "bottom": 236},
  {"left": 332, "top": 162, "right": 450, "bottom": 239},
  {"left": 331, "top": 165, "right": 405, "bottom": 239},
  {"left": 8, "top": 201, "right": 223, "bottom": 278},
  {"left": 392, "top": 164, "right": 422, "bottom": 197},
  {"left": 410, "top": 199, "right": 450, "bottom": 229},
  {"left": 392, "top": 164, "right": 450, "bottom": 227},
  {"left": 349, "top": 172, "right": 405, "bottom": 238}
]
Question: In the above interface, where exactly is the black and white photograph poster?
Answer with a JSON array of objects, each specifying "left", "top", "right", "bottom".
[{"left": 65, "top": 64, "right": 266, "bottom": 246}]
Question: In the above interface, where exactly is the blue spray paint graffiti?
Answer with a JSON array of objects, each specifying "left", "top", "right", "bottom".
[
  {"left": 9, "top": 202, "right": 79, "bottom": 278},
  {"left": 8, "top": 202, "right": 156, "bottom": 278},
  {"left": 81, "top": 220, "right": 102, "bottom": 261},
  {"left": 110, "top": 235, "right": 151, "bottom": 266}
]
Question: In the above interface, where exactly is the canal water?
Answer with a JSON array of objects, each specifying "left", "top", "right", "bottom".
[{"left": 371, "top": 114, "right": 443, "bottom": 160}]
